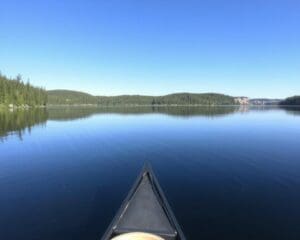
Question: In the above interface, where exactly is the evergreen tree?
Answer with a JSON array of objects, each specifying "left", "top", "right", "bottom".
[{"left": 0, "top": 72, "right": 47, "bottom": 107}]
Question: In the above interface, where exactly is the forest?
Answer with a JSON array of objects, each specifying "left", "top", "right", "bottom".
[
  {"left": 47, "top": 90, "right": 236, "bottom": 106},
  {"left": 0, "top": 73, "right": 47, "bottom": 107},
  {"left": 280, "top": 96, "right": 300, "bottom": 105},
  {"left": 1, "top": 75, "right": 236, "bottom": 107}
]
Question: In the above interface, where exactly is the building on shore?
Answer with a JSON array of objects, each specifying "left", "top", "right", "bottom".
[{"left": 234, "top": 97, "right": 249, "bottom": 105}]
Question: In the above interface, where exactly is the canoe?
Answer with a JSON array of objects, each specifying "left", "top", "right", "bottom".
[{"left": 101, "top": 164, "right": 186, "bottom": 240}]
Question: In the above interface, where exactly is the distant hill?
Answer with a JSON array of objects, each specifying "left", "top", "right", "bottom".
[
  {"left": 47, "top": 90, "right": 97, "bottom": 105},
  {"left": 47, "top": 90, "right": 236, "bottom": 106},
  {"left": 280, "top": 96, "right": 300, "bottom": 105}
]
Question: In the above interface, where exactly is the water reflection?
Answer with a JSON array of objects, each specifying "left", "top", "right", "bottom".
[
  {"left": 279, "top": 106, "right": 300, "bottom": 116},
  {"left": 0, "top": 108, "right": 48, "bottom": 140},
  {"left": 47, "top": 106, "right": 239, "bottom": 120},
  {"left": 0, "top": 106, "right": 299, "bottom": 141}
]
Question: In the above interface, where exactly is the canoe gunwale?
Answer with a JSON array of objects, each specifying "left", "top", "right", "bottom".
[{"left": 101, "top": 163, "right": 186, "bottom": 240}]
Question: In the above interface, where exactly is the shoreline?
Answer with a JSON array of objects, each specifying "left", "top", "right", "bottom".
[
  {"left": 0, "top": 104, "right": 46, "bottom": 110},
  {"left": 1, "top": 104, "right": 300, "bottom": 111}
]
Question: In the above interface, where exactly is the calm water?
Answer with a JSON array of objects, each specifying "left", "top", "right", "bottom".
[{"left": 0, "top": 106, "right": 300, "bottom": 240}]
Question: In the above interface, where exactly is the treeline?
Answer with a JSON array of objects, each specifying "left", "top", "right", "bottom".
[
  {"left": 47, "top": 90, "right": 236, "bottom": 106},
  {"left": 0, "top": 73, "right": 47, "bottom": 107},
  {"left": 47, "top": 90, "right": 97, "bottom": 105},
  {"left": 280, "top": 96, "right": 300, "bottom": 105}
]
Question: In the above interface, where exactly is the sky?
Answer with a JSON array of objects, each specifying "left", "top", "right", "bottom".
[{"left": 1, "top": 0, "right": 299, "bottom": 98}]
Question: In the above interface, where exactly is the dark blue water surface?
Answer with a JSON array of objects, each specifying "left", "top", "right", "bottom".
[{"left": 0, "top": 106, "right": 300, "bottom": 240}]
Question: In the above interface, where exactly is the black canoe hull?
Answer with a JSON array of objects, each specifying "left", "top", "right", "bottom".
[{"left": 101, "top": 163, "right": 186, "bottom": 240}]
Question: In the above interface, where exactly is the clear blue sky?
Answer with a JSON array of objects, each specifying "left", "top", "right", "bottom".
[{"left": 1, "top": 0, "right": 299, "bottom": 98}]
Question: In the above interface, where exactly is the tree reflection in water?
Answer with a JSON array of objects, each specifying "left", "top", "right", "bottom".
[{"left": 1, "top": 106, "right": 299, "bottom": 141}]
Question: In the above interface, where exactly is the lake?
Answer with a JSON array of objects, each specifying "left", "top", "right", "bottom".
[{"left": 0, "top": 106, "right": 300, "bottom": 240}]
